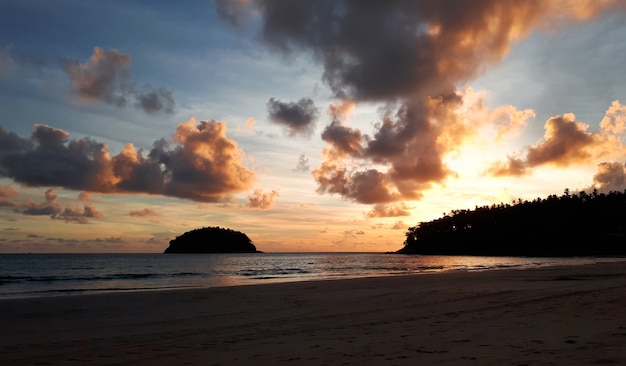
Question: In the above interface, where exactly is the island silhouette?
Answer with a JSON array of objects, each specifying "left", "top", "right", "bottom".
[
  {"left": 164, "top": 226, "right": 262, "bottom": 254},
  {"left": 395, "top": 189, "right": 626, "bottom": 257}
]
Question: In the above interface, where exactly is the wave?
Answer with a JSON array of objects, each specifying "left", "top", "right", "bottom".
[
  {"left": 0, "top": 271, "right": 203, "bottom": 286},
  {"left": 237, "top": 268, "right": 311, "bottom": 277}
]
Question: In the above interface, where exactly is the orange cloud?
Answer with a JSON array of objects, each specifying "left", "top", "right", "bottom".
[
  {"left": 77, "top": 192, "right": 92, "bottom": 201},
  {"left": 236, "top": 117, "right": 256, "bottom": 133},
  {"left": 590, "top": 161, "right": 626, "bottom": 193},
  {"left": 62, "top": 47, "right": 131, "bottom": 106},
  {"left": 0, "top": 119, "right": 256, "bottom": 202},
  {"left": 366, "top": 203, "right": 411, "bottom": 218},
  {"left": 247, "top": 188, "right": 279, "bottom": 209},
  {"left": 392, "top": 221, "right": 407, "bottom": 230},
  {"left": 599, "top": 100, "right": 626, "bottom": 135},
  {"left": 0, "top": 184, "right": 20, "bottom": 207},
  {"left": 129, "top": 208, "right": 161, "bottom": 217},
  {"left": 485, "top": 101, "right": 626, "bottom": 177},
  {"left": 457, "top": 88, "right": 535, "bottom": 143}
]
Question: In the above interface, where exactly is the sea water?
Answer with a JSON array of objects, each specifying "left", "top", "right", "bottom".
[{"left": 0, "top": 253, "right": 623, "bottom": 299}]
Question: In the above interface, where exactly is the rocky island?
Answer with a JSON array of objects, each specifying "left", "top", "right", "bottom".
[{"left": 163, "top": 226, "right": 262, "bottom": 254}]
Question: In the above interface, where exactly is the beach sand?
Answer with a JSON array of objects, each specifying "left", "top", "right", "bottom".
[{"left": 2, "top": 261, "right": 626, "bottom": 365}]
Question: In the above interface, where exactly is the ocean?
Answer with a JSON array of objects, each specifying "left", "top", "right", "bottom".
[{"left": 0, "top": 253, "right": 623, "bottom": 299}]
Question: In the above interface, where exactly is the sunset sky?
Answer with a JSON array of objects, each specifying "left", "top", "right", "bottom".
[{"left": 1, "top": 0, "right": 626, "bottom": 253}]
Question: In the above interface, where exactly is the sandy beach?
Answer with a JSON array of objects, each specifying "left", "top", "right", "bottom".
[{"left": 2, "top": 261, "right": 626, "bottom": 365}]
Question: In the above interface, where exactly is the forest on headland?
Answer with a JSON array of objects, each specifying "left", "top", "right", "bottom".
[{"left": 396, "top": 189, "right": 626, "bottom": 256}]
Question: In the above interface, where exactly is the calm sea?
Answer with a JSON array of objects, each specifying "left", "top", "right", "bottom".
[{"left": 0, "top": 253, "right": 623, "bottom": 299}]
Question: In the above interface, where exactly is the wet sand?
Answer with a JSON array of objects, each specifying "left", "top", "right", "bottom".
[{"left": 2, "top": 261, "right": 626, "bottom": 365}]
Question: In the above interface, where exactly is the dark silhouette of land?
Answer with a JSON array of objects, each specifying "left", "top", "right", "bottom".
[
  {"left": 395, "top": 189, "right": 626, "bottom": 256},
  {"left": 164, "top": 226, "right": 262, "bottom": 254}
]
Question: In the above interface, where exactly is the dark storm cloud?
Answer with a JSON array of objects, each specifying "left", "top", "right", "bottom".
[
  {"left": 0, "top": 126, "right": 33, "bottom": 159},
  {"left": 222, "top": 0, "right": 583, "bottom": 102},
  {"left": 267, "top": 97, "right": 319, "bottom": 137},
  {"left": 61, "top": 47, "right": 175, "bottom": 114},
  {"left": 0, "top": 120, "right": 256, "bottom": 202},
  {"left": 1, "top": 124, "right": 113, "bottom": 191}
]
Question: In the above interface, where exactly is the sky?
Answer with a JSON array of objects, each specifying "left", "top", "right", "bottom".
[{"left": 1, "top": 0, "right": 626, "bottom": 253}]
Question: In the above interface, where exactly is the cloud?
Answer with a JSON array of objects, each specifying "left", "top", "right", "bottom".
[
  {"left": 219, "top": 0, "right": 623, "bottom": 205},
  {"left": 590, "top": 161, "right": 626, "bottom": 193},
  {"left": 22, "top": 188, "right": 61, "bottom": 216},
  {"left": 313, "top": 164, "right": 404, "bottom": 204},
  {"left": 599, "top": 100, "right": 626, "bottom": 135},
  {"left": 485, "top": 101, "right": 626, "bottom": 177},
  {"left": 0, "top": 184, "right": 19, "bottom": 207},
  {"left": 320, "top": 101, "right": 363, "bottom": 158},
  {"left": 236, "top": 117, "right": 256, "bottom": 133},
  {"left": 315, "top": 96, "right": 469, "bottom": 204},
  {"left": 17, "top": 188, "right": 101, "bottom": 223},
  {"left": 61, "top": 47, "right": 132, "bottom": 107},
  {"left": 61, "top": 47, "right": 175, "bottom": 113},
  {"left": 0, "top": 118, "right": 256, "bottom": 202},
  {"left": 135, "top": 86, "right": 175, "bottom": 114},
  {"left": 129, "top": 208, "right": 161, "bottom": 217},
  {"left": 457, "top": 87, "right": 535, "bottom": 143},
  {"left": 392, "top": 221, "right": 407, "bottom": 230},
  {"left": 0, "top": 47, "right": 47, "bottom": 79},
  {"left": 293, "top": 154, "right": 309, "bottom": 172},
  {"left": 0, "top": 126, "right": 33, "bottom": 158},
  {"left": 122, "top": 118, "right": 257, "bottom": 201},
  {"left": 57, "top": 205, "right": 102, "bottom": 224},
  {"left": 366, "top": 203, "right": 411, "bottom": 218},
  {"left": 77, "top": 192, "right": 92, "bottom": 201},
  {"left": 267, "top": 97, "right": 319, "bottom": 137},
  {"left": 247, "top": 188, "right": 279, "bottom": 209},
  {"left": 223, "top": 0, "right": 619, "bottom": 102},
  {"left": 1, "top": 124, "right": 117, "bottom": 191},
  {"left": 214, "top": 0, "right": 258, "bottom": 31}
]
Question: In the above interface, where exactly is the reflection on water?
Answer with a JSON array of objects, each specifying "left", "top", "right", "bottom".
[{"left": 0, "top": 253, "right": 622, "bottom": 298}]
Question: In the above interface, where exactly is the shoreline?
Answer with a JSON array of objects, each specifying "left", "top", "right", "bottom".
[
  {"left": 2, "top": 261, "right": 626, "bottom": 365},
  {"left": 3, "top": 253, "right": 624, "bottom": 301}
]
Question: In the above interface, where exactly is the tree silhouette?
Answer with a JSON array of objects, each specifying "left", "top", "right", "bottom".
[{"left": 396, "top": 189, "right": 626, "bottom": 256}]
